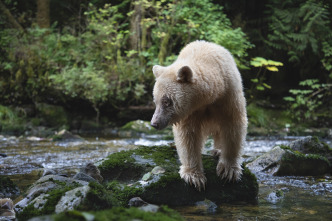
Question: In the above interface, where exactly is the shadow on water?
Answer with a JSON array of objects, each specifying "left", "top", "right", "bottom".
[{"left": 0, "top": 135, "right": 331, "bottom": 219}]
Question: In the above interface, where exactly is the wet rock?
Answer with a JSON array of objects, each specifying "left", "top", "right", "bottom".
[
  {"left": 15, "top": 175, "right": 88, "bottom": 217},
  {"left": 82, "top": 162, "right": 103, "bottom": 183},
  {"left": 139, "top": 204, "right": 160, "bottom": 213},
  {"left": 246, "top": 146, "right": 286, "bottom": 174},
  {"left": 121, "top": 120, "right": 156, "bottom": 134},
  {"left": 28, "top": 207, "right": 183, "bottom": 221},
  {"left": 289, "top": 136, "right": 332, "bottom": 165},
  {"left": 247, "top": 139, "right": 331, "bottom": 176},
  {"left": 55, "top": 185, "right": 90, "bottom": 214},
  {"left": 73, "top": 172, "right": 96, "bottom": 183},
  {"left": 42, "top": 169, "right": 56, "bottom": 177},
  {"left": 195, "top": 199, "right": 218, "bottom": 214},
  {"left": 266, "top": 189, "right": 284, "bottom": 204},
  {"left": 128, "top": 197, "right": 148, "bottom": 207},
  {"left": 0, "top": 153, "right": 7, "bottom": 158},
  {"left": 99, "top": 145, "right": 258, "bottom": 206},
  {"left": 0, "top": 176, "right": 20, "bottom": 198},
  {"left": 0, "top": 198, "right": 15, "bottom": 220},
  {"left": 52, "top": 130, "right": 84, "bottom": 142}
]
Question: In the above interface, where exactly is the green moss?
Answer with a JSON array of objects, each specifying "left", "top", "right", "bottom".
[
  {"left": 78, "top": 182, "right": 117, "bottom": 211},
  {"left": 99, "top": 145, "right": 178, "bottom": 182},
  {"left": 0, "top": 176, "right": 18, "bottom": 191},
  {"left": 98, "top": 150, "right": 143, "bottom": 181},
  {"left": 133, "top": 145, "right": 178, "bottom": 168},
  {"left": 17, "top": 184, "right": 79, "bottom": 221},
  {"left": 277, "top": 150, "right": 330, "bottom": 176},
  {"left": 106, "top": 181, "right": 143, "bottom": 207},
  {"left": 54, "top": 206, "right": 184, "bottom": 221}
]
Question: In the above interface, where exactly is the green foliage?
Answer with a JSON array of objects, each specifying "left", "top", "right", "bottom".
[
  {"left": 0, "top": 105, "right": 26, "bottom": 134},
  {"left": 248, "top": 57, "right": 283, "bottom": 101},
  {"left": 267, "top": 0, "right": 331, "bottom": 63},
  {"left": 136, "top": 0, "right": 253, "bottom": 68},
  {"left": 284, "top": 79, "right": 332, "bottom": 122}
]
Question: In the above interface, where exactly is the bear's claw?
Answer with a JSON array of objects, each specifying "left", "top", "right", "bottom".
[
  {"left": 216, "top": 160, "right": 242, "bottom": 182},
  {"left": 179, "top": 166, "right": 207, "bottom": 191}
]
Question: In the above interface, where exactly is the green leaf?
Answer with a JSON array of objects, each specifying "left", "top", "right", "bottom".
[
  {"left": 256, "top": 85, "right": 265, "bottom": 91},
  {"left": 251, "top": 78, "right": 259, "bottom": 83},
  {"left": 263, "top": 83, "right": 272, "bottom": 89},
  {"left": 266, "top": 66, "right": 279, "bottom": 72}
]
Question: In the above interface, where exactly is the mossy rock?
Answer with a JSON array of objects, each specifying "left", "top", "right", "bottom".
[
  {"left": 276, "top": 150, "right": 330, "bottom": 176},
  {"left": 247, "top": 144, "right": 331, "bottom": 176},
  {"left": 121, "top": 120, "right": 156, "bottom": 133},
  {"left": 0, "top": 176, "right": 20, "bottom": 198},
  {"left": 119, "top": 120, "right": 173, "bottom": 137},
  {"left": 29, "top": 206, "right": 184, "bottom": 221},
  {"left": 15, "top": 175, "right": 88, "bottom": 221},
  {"left": 99, "top": 145, "right": 258, "bottom": 206}
]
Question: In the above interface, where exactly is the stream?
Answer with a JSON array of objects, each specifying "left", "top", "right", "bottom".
[{"left": 1, "top": 134, "right": 331, "bottom": 220}]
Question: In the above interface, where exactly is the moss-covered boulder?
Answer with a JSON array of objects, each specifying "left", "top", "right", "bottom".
[
  {"left": 98, "top": 145, "right": 258, "bottom": 206},
  {"left": 289, "top": 136, "right": 332, "bottom": 164},
  {"left": 119, "top": 120, "right": 173, "bottom": 139},
  {"left": 15, "top": 175, "right": 89, "bottom": 221},
  {"left": 0, "top": 176, "right": 20, "bottom": 198},
  {"left": 247, "top": 137, "right": 331, "bottom": 176}
]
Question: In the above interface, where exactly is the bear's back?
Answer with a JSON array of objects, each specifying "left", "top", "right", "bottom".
[{"left": 178, "top": 40, "right": 233, "bottom": 65}]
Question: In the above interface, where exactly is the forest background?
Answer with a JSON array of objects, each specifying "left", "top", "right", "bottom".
[{"left": 0, "top": 0, "right": 331, "bottom": 135}]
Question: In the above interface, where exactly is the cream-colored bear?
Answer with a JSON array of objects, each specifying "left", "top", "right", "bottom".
[{"left": 151, "top": 40, "right": 247, "bottom": 191}]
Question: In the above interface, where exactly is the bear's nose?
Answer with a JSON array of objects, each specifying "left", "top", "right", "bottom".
[{"left": 151, "top": 121, "right": 159, "bottom": 129}]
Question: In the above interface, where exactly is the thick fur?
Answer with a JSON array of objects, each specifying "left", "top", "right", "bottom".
[{"left": 151, "top": 40, "right": 247, "bottom": 191}]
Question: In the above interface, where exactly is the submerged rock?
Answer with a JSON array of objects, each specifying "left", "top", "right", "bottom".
[
  {"left": 99, "top": 145, "right": 258, "bottom": 206},
  {"left": 247, "top": 137, "right": 331, "bottom": 176},
  {"left": 52, "top": 130, "right": 84, "bottom": 142}
]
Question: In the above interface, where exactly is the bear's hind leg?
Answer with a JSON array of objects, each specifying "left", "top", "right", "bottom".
[{"left": 173, "top": 125, "right": 206, "bottom": 191}]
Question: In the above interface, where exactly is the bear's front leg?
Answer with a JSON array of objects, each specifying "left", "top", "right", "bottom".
[
  {"left": 213, "top": 129, "right": 244, "bottom": 182},
  {"left": 173, "top": 124, "right": 206, "bottom": 191}
]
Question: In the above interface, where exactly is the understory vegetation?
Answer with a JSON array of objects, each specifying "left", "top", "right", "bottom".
[{"left": 0, "top": 0, "right": 331, "bottom": 130}]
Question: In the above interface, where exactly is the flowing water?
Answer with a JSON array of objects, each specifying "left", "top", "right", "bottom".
[{"left": 0, "top": 134, "right": 331, "bottom": 220}]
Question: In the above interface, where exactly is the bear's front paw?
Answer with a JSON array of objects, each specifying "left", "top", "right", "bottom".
[
  {"left": 179, "top": 166, "right": 207, "bottom": 191},
  {"left": 216, "top": 161, "right": 242, "bottom": 182}
]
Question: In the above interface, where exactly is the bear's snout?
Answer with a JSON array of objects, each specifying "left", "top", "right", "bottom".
[{"left": 151, "top": 108, "right": 168, "bottom": 130}]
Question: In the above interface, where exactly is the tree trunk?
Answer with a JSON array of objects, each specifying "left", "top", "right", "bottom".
[
  {"left": 129, "top": 1, "right": 143, "bottom": 51},
  {"left": 158, "top": 32, "right": 170, "bottom": 65},
  {"left": 0, "top": 0, "right": 23, "bottom": 31},
  {"left": 36, "top": 0, "right": 50, "bottom": 28}
]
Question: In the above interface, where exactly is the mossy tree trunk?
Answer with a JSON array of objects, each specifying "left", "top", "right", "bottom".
[
  {"left": 129, "top": 1, "right": 143, "bottom": 52},
  {"left": 158, "top": 32, "right": 171, "bottom": 65}
]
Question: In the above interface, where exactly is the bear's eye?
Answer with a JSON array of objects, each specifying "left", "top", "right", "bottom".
[{"left": 162, "top": 97, "right": 172, "bottom": 107}]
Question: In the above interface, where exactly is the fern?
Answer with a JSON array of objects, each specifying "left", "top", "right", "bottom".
[{"left": 266, "top": 0, "right": 331, "bottom": 63}]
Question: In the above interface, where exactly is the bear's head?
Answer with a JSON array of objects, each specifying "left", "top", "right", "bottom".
[{"left": 151, "top": 64, "right": 198, "bottom": 130}]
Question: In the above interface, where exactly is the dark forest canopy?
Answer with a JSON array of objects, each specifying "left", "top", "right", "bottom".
[{"left": 0, "top": 0, "right": 331, "bottom": 126}]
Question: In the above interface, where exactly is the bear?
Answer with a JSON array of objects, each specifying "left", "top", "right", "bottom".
[{"left": 151, "top": 40, "right": 247, "bottom": 191}]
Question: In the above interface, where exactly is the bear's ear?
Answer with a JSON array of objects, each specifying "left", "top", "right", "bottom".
[
  {"left": 152, "top": 65, "right": 164, "bottom": 78},
  {"left": 177, "top": 66, "right": 194, "bottom": 83}
]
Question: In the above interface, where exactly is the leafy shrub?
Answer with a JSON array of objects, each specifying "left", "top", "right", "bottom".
[{"left": 284, "top": 79, "right": 332, "bottom": 123}]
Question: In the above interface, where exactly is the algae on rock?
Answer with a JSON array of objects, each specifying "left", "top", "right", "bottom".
[
  {"left": 99, "top": 145, "right": 259, "bottom": 206},
  {"left": 247, "top": 136, "right": 331, "bottom": 176}
]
